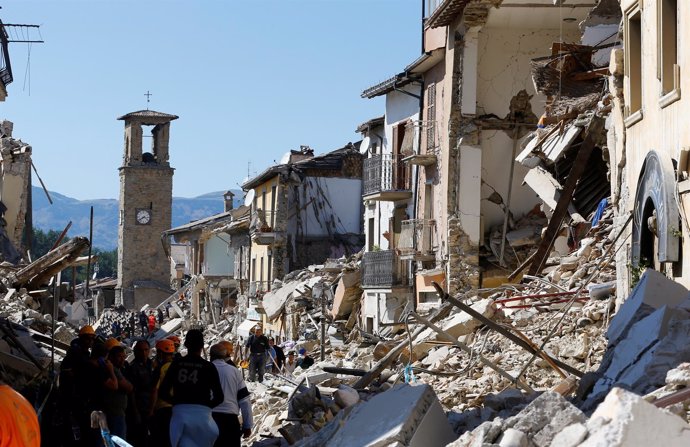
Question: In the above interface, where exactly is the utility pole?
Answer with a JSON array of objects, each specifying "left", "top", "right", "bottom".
[{"left": 314, "top": 284, "right": 326, "bottom": 361}]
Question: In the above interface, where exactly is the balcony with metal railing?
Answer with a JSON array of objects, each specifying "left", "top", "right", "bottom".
[
  {"left": 361, "top": 250, "right": 409, "bottom": 289},
  {"left": 399, "top": 219, "right": 437, "bottom": 261},
  {"left": 362, "top": 154, "right": 412, "bottom": 202}
]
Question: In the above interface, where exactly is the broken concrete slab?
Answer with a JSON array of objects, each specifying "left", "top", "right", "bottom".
[
  {"left": 581, "top": 388, "right": 690, "bottom": 447},
  {"left": 330, "top": 271, "right": 362, "bottom": 319},
  {"left": 298, "top": 384, "right": 456, "bottom": 447},
  {"left": 505, "top": 392, "right": 587, "bottom": 447},
  {"left": 606, "top": 269, "right": 689, "bottom": 347},
  {"left": 262, "top": 280, "right": 303, "bottom": 321},
  {"left": 548, "top": 423, "right": 587, "bottom": 447},
  {"left": 408, "top": 299, "right": 495, "bottom": 360},
  {"left": 333, "top": 384, "right": 359, "bottom": 408}
]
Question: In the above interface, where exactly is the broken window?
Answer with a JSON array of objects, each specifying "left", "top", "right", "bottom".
[
  {"left": 624, "top": 5, "right": 642, "bottom": 118},
  {"left": 658, "top": 0, "right": 679, "bottom": 98}
]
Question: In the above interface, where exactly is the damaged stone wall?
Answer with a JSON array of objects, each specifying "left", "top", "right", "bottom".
[{"left": 0, "top": 120, "right": 31, "bottom": 255}]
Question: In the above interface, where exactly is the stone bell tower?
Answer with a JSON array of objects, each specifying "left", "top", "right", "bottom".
[{"left": 115, "top": 110, "right": 177, "bottom": 309}]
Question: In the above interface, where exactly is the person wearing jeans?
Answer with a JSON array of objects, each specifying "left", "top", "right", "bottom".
[
  {"left": 159, "top": 330, "right": 224, "bottom": 447},
  {"left": 245, "top": 327, "right": 269, "bottom": 383}
]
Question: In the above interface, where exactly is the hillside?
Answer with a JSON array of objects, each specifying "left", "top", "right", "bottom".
[{"left": 31, "top": 187, "right": 244, "bottom": 250}]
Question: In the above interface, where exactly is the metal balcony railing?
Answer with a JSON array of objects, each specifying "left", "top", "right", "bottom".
[
  {"left": 399, "top": 219, "right": 437, "bottom": 259},
  {"left": 362, "top": 250, "right": 407, "bottom": 288},
  {"left": 363, "top": 154, "right": 410, "bottom": 197}
]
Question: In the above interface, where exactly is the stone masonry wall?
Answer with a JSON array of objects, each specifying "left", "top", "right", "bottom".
[{"left": 117, "top": 165, "right": 173, "bottom": 307}]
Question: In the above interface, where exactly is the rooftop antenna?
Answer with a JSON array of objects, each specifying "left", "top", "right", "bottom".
[{"left": 144, "top": 90, "right": 152, "bottom": 110}]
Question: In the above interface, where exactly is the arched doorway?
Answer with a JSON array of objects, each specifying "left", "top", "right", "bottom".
[{"left": 631, "top": 151, "right": 680, "bottom": 269}]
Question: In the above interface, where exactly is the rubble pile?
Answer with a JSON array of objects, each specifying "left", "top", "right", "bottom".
[{"left": 452, "top": 388, "right": 690, "bottom": 447}]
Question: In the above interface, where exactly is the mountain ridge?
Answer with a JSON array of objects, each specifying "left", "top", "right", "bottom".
[{"left": 31, "top": 187, "right": 244, "bottom": 250}]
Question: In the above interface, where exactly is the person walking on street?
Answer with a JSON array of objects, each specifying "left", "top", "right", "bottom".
[
  {"left": 139, "top": 311, "right": 148, "bottom": 336},
  {"left": 210, "top": 343, "right": 253, "bottom": 447},
  {"left": 148, "top": 312, "right": 156, "bottom": 335},
  {"left": 245, "top": 327, "right": 269, "bottom": 383},
  {"left": 157, "top": 308, "right": 165, "bottom": 325},
  {"left": 159, "top": 329, "right": 224, "bottom": 447}
]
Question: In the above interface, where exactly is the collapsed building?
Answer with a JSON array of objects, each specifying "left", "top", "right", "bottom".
[{"left": 238, "top": 144, "right": 365, "bottom": 338}]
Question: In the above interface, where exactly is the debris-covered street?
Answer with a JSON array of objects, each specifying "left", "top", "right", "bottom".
[{"left": 3, "top": 0, "right": 690, "bottom": 446}]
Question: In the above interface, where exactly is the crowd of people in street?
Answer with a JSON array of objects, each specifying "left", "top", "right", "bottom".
[
  {"left": 0, "top": 316, "right": 315, "bottom": 447},
  {"left": 243, "top": 326, "right": 314, "bottom": 383},
  {"left": 54, "top": 325, "right": 254, "bottom": 447}
]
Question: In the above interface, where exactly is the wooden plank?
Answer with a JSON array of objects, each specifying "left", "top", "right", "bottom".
[
  {"left": 569, "top": 67, "right": 610, "bottom": 81},
  {"left": 432, "top": 282, "right": 584, "bottom": 378},
  {"left": 352, "top": 302, "right": 453, "bottom": 389},
  {"left": 527, "top": 115, "right": 604, "bottom": 276}
]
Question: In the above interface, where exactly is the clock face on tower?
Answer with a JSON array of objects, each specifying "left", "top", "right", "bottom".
[{"left": 136, "top": 209, "right": 152, "bottom": 225}]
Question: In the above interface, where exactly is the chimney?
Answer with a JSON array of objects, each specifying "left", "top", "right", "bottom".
[
  {"left": 223, "top": 190, "right": 234, "bottom": 212},
  {"left": 289, "top": 145, "right": 314, "bottom": 164}
]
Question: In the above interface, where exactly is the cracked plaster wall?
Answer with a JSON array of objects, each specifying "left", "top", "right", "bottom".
[
  {"left": 476, "top": 26, "right": 580, "bottom": 233},
  {"left": 617, "top": 0, "right": 690, "bottom": 288}
]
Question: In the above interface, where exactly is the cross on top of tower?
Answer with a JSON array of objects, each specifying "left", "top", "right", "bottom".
[{"left": 144, "top": 91, "right": 152, "bottom": 109}]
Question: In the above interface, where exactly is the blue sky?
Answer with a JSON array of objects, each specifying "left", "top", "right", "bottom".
[{"left": 0, "top": 0, "right": 421, "bottom": 200}]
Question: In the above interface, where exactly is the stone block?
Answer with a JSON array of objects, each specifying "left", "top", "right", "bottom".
[
  {"left": 331, "top": 272, "right": 362, "bottom": 319},
  {"left": 333, "top": 385, "right": 360, "bottom": 408},
  {"left": 581, "top": 388, "right": 690, "bottom": 447},
  {"left": 299, "top": 384, "right": 456, "bottom": 447},
  {"left": 606, "top": 269, "right": 689, "bottom": 347},
  {"left": 548, "top": 423, "right": 587, "bottom": 447},
  {"left": 499, "top": 428, "right": 528, "bottom": 447},
  {"left": 505, "top": 391, "right": 587, "bottom": 447},
  {"left": 559, "top": 256, "right": 580, "bottom": 272}
]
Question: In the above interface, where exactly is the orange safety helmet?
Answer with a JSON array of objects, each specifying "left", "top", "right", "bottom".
[
  {"left": 219, "top": 340, "right": 234, "bottom": 355},
  {"left": 167, "top": 335, "right": 181, "bottom": 346},
  {"left": 78, "top": 325, "right": 96, "bottom": 336},
  {"left": 156, "top": 339, "right": 175, "bottom": 354},
  {"left": 104, "top": 338, "right": 121, "bottom": 351}
]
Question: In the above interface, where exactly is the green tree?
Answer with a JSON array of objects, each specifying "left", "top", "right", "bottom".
[{"left": 31, "top": 228, "right": 118, "bottom": 282}]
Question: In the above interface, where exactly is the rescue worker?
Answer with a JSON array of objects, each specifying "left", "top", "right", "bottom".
[
  {"left": 148, "top": 312, "right": 156, "bottom": 335},
  {"left": 149, "top": 339, "right": 176, "bottom": 447},
  {"left": 0, "top": 374, "right": 40, "bottom": 446},
  {"left": 210, "top": 343, "right": 253, "bottom": 447},
  {"left": 245, "top": 326, "right": 269, "bottom": 382},
  {"left": 58, "top": 325, "right": 96, "bottom": 445},
  {"left": 80, "top": 342, "right": 119, "bottom": 445},
  {"left": 159, "top": 329, "right": 224, "bottom": 447},
  {"left": 103, "top": 344, "right": 133, "bottom": 439},
  {"left": 167, "top": 335, "right": 182, "bottom": 360},
  {"left": 124, "top": 340, "right": 154, "bottom": 446}
]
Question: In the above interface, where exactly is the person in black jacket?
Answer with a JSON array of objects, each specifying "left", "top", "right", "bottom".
[
  {"left": 244, "top": 327, "right": 269, "bottom": 382},
  {"left": 159, "top": 329, "right": 224, "bottom": 447}
]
